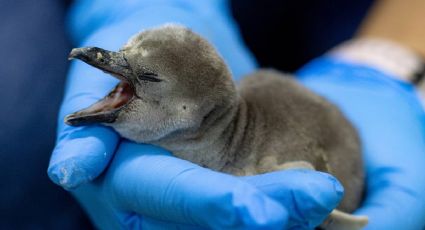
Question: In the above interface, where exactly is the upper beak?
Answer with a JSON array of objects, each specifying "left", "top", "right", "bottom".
[{"left": 69, "top": 47, "right": 132, "bottom": 82}]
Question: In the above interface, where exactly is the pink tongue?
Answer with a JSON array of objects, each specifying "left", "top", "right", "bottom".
[
  {"left": 107, "top": 81, "right": 133, "bottom": 109},
  {"left": 82, "top": 81, "right": 134, "bottom": 114}
]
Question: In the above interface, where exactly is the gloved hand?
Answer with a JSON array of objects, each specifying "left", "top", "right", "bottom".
[
  {"left": 297, "top": 57, "right": 425, "bottom": 230},
  {"left": 63, "top": 140, "right": 343, "bottom": 230},
  {"left": 48, "top": 1, "right": 344, "bottom": 229}
]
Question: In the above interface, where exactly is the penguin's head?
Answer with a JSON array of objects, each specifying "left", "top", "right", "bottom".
[{"left": 65, "top": 25, "right": 237, "bottom": 142}]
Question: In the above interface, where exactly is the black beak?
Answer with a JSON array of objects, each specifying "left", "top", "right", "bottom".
[
  {"left": 65, "top": 47, "right": 136, "bottom": 126},
  {"left": 69, "top": 47, "right": 132, "bottom": 82},
  {"left": 64, "top": 109, "right": 119, "bottom": 126}
]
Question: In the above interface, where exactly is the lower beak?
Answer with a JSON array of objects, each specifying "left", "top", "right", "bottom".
[{"left": 64, "top": 81, "right": 134, "bottom": 126}]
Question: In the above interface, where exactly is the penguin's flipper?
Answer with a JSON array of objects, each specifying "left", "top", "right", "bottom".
[
  {"left": 319, "top": 209, "right": 368, "bottom": 230},
  {"left": 274, "top": 160, "right": 315, "bottom": 170}
]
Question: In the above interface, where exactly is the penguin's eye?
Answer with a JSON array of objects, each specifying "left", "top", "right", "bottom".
[{"left": 138, "top": 72, "right": 161, "bottom": 82}]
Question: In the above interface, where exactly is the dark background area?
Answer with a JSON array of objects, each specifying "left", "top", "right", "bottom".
[
  {"left": 231, "top": 0, "right": 374, "bottom": 71},
  {"left": 0, "top": 0, "right": 372, "bottom": 228},
  {"left": 0, "top": 0, "right": 91, "bottom": 229}
]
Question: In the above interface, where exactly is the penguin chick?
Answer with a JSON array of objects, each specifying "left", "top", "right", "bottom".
[{"left": 66, "top": 25, "right": 366, "bottom": 229}]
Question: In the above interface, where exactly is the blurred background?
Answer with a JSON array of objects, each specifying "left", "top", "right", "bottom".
[{"left": 0, "top": 0, "right": 373, "bottom": 228}]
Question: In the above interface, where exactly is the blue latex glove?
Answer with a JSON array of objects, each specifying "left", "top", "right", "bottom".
[
  {"left": 297, "top": 57, "right": 425, "bottom": 230},
  {"left": 69, "top": 141, "right": 343, "bottom": 229},
  {"left": 48, "top": 1, "right": 343, "bottom": 229}
]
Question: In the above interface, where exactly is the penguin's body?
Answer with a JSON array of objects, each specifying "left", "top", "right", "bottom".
[{"left": 66, "top": 25, "right": 366, "bottom": 229}]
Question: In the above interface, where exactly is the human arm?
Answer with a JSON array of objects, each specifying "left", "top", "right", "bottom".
[
  {"left": 344, "top": 0, "right": 425, "bottom": 94},
  {"left": 359, "top": 0, "right": 425, "bottom": 58}
]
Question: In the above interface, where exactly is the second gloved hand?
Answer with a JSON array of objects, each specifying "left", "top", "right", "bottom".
[{"left": 297, "top": 56, "right": 425, "bottom": 230}]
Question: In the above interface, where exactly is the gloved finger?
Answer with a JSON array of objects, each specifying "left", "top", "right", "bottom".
[
  {"left": 103, "top": 141, "right": 288, "bottom": 230},
  {"left": 73, "top": 182, "right": 203, "bottom": 230},
  {"left": 242, "top": 170, "right": 344, "bottom": 229},
  {"left": 48, "top": 125, "right": 118, "bottom": 189},
  {"left": 48, "top": 59, "right": 121, "bottom": 189}
]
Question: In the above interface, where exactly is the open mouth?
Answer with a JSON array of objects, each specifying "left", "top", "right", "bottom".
[
  {"left": 65, "top": 81, "right": 135, "bottom": 126},
  {"left": 64, "top": 47, "right": 135, "bottom": 126}
]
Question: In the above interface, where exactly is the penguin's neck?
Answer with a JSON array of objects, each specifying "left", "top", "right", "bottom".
[{"left": 155, "top": 96, "right": 261, "bottom": 174}]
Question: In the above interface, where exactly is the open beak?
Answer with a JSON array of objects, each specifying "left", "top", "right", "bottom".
[{"left": 65, "top": 47, "right": 135, "bottom": 126}]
